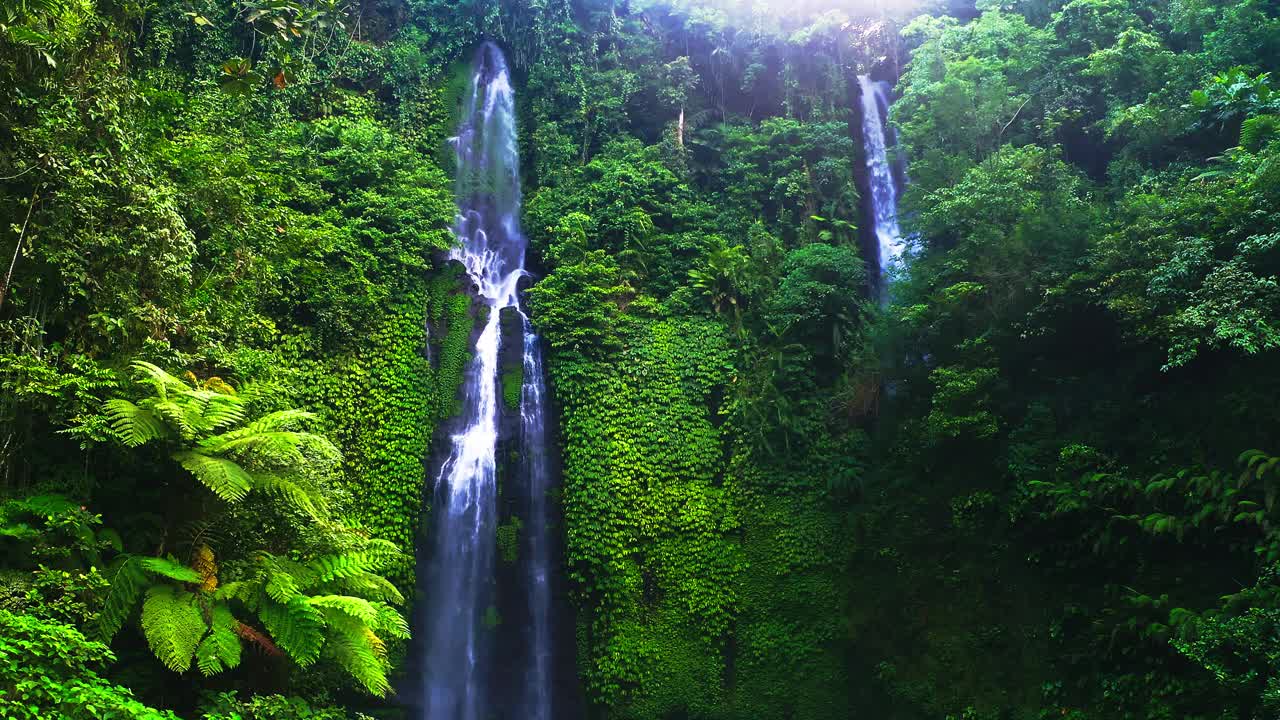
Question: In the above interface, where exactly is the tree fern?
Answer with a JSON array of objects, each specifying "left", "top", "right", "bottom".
[
  {"left": 214, "top": 580, "right": 253, "bottom": 603},
  {"left": 140, "top": 556, "right": 203, "bottom": 584},
  {"left": 195, "top": 604, "right": 242, "bottom": 676},
  {"left": 257, "top": 596, "right": 325, "bottom": 666},
  {"left": 206, "top": 430, "right": 313, "bottom": 467},
  {"left": 263, "top": 564, "right": 303, "bottom": 603},
  {"left": 96, "top": 555, "right": 147, "bottom": 641},
  {"left": 103, "top": 399, "right": 167, "bottom": 447},
  {"left": 129, "top": 361, "right": 191, "bottom": 399},
  {"left": 199, "top": 410, "right": 317, "bottom": 450},
  {"left": 309, "top": 595, "right": 378, "bottom": 624},
  {"left": 173, "top": 451, "right": 252, "bottom": 502},
  {"left": 308, "top": 552, "right": 377, "bottom": 584},
  {"left": 323, "top": 614, "right": 392, "bottom": 696},
  {"left": 186, "top": 390, "right": 247, "bottom": 433},
  {"left": 309, "top": 540, "right": 402, "bottom": 584},
  {"left": 336, "top": 571, "right": 405, "bottom": 604},
  {"left": 152, "top": 398, "right": 199, "bottom": 440},
  {"left": 1241, "top": 114, "right": 1280, "bottom": 152},
  {"left": 192, "top": 543, "right": 219, "bottom": 592},
  {"left": 251, "top": 473, "right": 327, "bottom": 519},
  {"left": 140, "top": 586, "right": 206, "bottom": 672},
  {"left": 371, "top": 601, "right": 410, "bottom": 640}
]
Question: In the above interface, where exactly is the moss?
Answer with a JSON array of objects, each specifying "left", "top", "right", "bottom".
[
  {"left": 432, "top": 282, "right": 476, "bottom": 421},
  {"left": 501, "top": 365, "right": 523, "bottom": 410},
  {"left": 496, "top": 516, "right": 522, "bottom": 564}
]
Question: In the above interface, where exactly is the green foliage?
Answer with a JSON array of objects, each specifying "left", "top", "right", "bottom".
[
  {"left": 495, "top": 516, "right": 522, "bottom": 563},
  {"left": 201, "top": 691, "right": 364, "bottom": 720},
  {"left": 141, "top": 585, "right": 208, "bottom": 673},
  {"left": 104, "top": 361, "right": 337, "bottom": 517},
  {"left": 0, "top": 608, "right": 178, "bottom": 719}
]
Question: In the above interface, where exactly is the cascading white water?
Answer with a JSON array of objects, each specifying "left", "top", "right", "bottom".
[
  {"left": 518, "top": 314, "right": 553, "bottom": 720},
  {"left": 857, "top": 74, "right": 904, "bottom": 285},
  {"left": 420, "top": 42, "right": 555, "bottom": 720}
]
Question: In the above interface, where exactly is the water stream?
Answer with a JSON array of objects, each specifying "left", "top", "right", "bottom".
[
  {"left": 857, "top": 74, "right": 905, "bottom": 288},
  {"left": 418, "top": 41, "right": 555, "bottom": 720}
]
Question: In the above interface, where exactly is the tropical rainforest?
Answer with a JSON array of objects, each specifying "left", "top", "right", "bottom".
[{"left": 2, "top": 0, "right": 1280, "bottom": 717}]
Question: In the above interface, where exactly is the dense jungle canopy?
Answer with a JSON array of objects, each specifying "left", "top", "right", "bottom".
[{"left": 2, "top": 0, "right": 1280, "bottom": 718}]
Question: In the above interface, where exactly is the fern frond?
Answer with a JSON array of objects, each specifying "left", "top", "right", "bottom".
[
  {"left": 141, "top": 585, "right": 206, "bottom": 672},
  {"left": 252, "top": 473, "right": 328, "bottom": 519},
  {"left": 324, "top": 614, "right": 391, "bottom": 696},
  {"left": 259, "top": 553, "right": 319, "bottom": 596},
  {"left": 103, "top": 399, "right": 167, "bottom": 447},
  {"left": 258, "top": 596, "right": 325, "bottom": 666},
  {"left": 195, "top": 604, "right": 242, "bottom": 676},
  {"left": 237, "top": 380, "right": 288, "bottom": 406},
  {"left": 96, "top": 555, "right": 147, "bottom": 641},
  {"left": 173, "top": 451, "right": 252, "bottom": 502},
  {"left": 335, "top": 571, "right": 405, "bottom": 604},
  {"left": 308, "top": 539, "right": 403, "bottom": 585},
  {"left": 192, "top": 544, "right": 219, "bottom": 592},
  {"left": 245, "top": 409, "right": 318, "bottom": 432},
  {"left": 264, "top": 565, "right": 301, "bottom": 603},
  {"left": 309, "top": 595, "right": 377, "bottom": 624},
  {"left": 130, "top": 361, "right": 192, "bottom": 399},
  {"left": 214, "top": 581, "right": 252, "bottom": 602},
  {"left": 309, "top": 553, "right": 374, "bottom": 584},
  {"left": 141, "top": 556, "right": 203, "bottom": 584},
  {"left": 152, "top": 399, "right": 197, "bottom": 440},
  {"left": 199, "top": 393, "right": 248, "bottom": 431},
  {"left": 371, "top": 602, "right": 410, "bottom": 640}
]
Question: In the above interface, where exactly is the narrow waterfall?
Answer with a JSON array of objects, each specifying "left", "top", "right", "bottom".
[
  {"left": 519, "top": 314, "right": 553, "bottom": 720},
  {"left": 419, "top": 42, "right": 556, "bottom": 720},
  {"left": 857, "top": 74, "right": 904, "bottom": 286}
]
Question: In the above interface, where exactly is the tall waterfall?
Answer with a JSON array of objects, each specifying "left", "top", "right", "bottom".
[
  {"left": 857, "top": 74, "right": 904, "bottom": 285},
  {"left": 419, "top": 42, "right": 556, "bottom": 720}
]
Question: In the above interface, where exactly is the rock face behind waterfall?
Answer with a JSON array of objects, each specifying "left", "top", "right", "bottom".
[{"left": 410, "top": 42, "right": 575, "bottom": 720}]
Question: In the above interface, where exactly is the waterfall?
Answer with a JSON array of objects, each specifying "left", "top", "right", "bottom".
[
  {"left": 419, "top": 42, "right": 556, "bottom": 720},
  {"left": 857, "top": 74, "right": 904, "bottom": 288},
  {"left": 519, "top": 314, "right": 553, "bottom": 720}
]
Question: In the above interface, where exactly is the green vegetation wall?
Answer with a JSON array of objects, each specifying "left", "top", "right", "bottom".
[{"left": 513, "top": 3, "right": 895, "bottom": 717}]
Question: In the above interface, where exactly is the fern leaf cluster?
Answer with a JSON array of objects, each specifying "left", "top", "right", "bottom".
[
  {"left": 104, "top": 362, "right": 336, "bottom": 519},
  {"left": 141, "top": 586, "right": 207, "bottom": 672},
  {"left": 96, "top": 362, "right": 407, "bottom": 696},
  {"left": 195, "top": 604, "right": 243, "bottom": 676}
]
